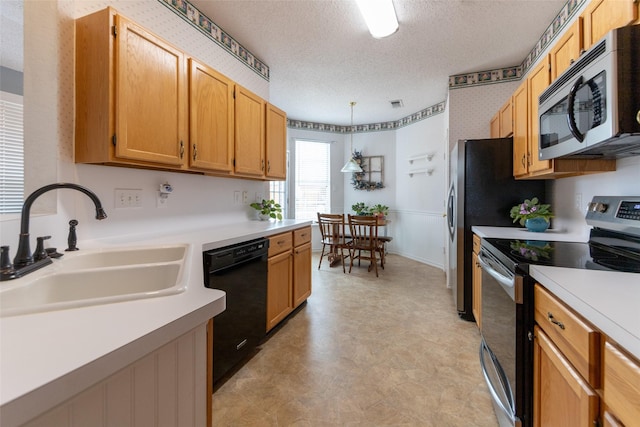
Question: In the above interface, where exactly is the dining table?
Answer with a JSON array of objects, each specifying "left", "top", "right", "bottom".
[{"left": 326, "top": 217, "right": 392, "bottom": 268}]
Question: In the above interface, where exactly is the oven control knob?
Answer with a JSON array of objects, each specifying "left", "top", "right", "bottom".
[{"left": 588, "top": 202, "right": 607, "bottom": 213}]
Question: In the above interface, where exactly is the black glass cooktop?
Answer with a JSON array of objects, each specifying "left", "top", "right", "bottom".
[{"left": 483, "top": 233, "right": 640, "bottom": 274}]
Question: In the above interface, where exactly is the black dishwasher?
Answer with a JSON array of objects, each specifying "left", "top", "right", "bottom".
[{"left": 203, "top": 238, "right": 269, "bottom": 384}]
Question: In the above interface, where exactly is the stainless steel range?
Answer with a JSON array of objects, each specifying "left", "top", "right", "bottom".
[{"left": 477, "top": 196, "right": 640, "bottom": 427}]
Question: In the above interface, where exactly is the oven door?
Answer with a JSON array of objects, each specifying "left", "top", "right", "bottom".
[{"left": 478, "top": 248, "right": 525, "bottom": 427}]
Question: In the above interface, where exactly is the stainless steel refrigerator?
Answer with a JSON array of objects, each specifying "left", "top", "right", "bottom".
[{"left": 447, "top": 138, "right": 546, "bottom": 321}]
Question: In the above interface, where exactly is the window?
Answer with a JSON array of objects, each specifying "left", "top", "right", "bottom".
[
  {"left": 294, "top": 139, "right": 330, "bottom": 220},
  {"left": 0, "top": 91, "right": 24, "bottom": 214}
]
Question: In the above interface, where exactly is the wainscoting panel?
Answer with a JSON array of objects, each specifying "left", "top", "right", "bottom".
[
  {"left": 23, "top": 323, "right": 208, "bottom": 427},
  {"left": 391, "top": 210, "right": 445, "bottom": 270}
]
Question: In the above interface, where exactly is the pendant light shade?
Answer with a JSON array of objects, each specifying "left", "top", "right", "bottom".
[{"left": 341, "top": 102, "right": 364, "bottom": 173}]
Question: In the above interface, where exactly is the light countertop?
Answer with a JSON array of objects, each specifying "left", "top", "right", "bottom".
[
  {"left": 0, "top": 219, "right": 311, "bottom": 426},
  {"left": 530, "top": 266, "right": 640, "bottom": 360},
  {"left": 473, "top": 225, "right": 640, "bottom": 361},
  {"left": 472, "top": 225, "right": 588, "bottom": 242}
]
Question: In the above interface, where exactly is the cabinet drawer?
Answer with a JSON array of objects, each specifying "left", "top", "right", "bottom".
[
  {"left": 472, "top": 234, "right": 481, "bottom": 254},
  {"left": 293, "top": 226, "right": 312, "bottom": 246},
  {"left": 268, "top": 232, "right": 292, "bottom": 257},
  {"left": 604, "top": 341, "right": 640, "bottom": 427},
  {"left": 534, "top": 285, "right": 601, "bottom": 387}
]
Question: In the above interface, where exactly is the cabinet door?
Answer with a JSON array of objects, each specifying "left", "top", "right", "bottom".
[
  {"left": 512, "top": 82, "right": 529, "bottom": 177},
  {"left": 582, "top": 0, "right": 638, "bottom": 48},
  {"left": 604, "top": 341, "right": 640, "bottom": 427},
  {"left": 188, "top": 59, "right": 234, "bottom": 173},
  {"left": 234, "top": 85, "right": 265, "bottom": 177},
  {"left": 265, "top": 103, "right": 287, "bottom": 180},
  {"left": 533, "top": 326, "right": 599, "bottom": 427},
  {"left": 267, "top": 250, "right": 293, "bottom": 332},
  {"left": 471, "top": 251, "right": 482, "bottom": 330},
  {"left": 499, "top": 100, "right": 513, "bottom": 137},
  {"left": 490, "top": 112, "right": 500, "bottom": 138},
  {"left": 114, "top": 14, "right": 187, "bottom": 166},
  {"left": 550, "top": 20, "right": 582, "bottom": 82},
  {"left": 293, "top": 241, "right": 312, "bottom": 308},
  {"left": 527, "top": 57, "right": 551, "bottom": 175}
]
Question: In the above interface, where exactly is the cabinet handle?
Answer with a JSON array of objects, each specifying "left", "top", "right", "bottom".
[
  {"left": 179, "top": 140, "right": 185, "bottom": 159},
  {"left": 261, "top": 159, "right": 265, "bottom": 171},
  {"left": 267, "top": 160, "right": 271, "bottom": 172},
  {"left": 193, "top": 144, "right": 197, "bottom": 161},
  {"left": 521, "top": 155, "right": 526, "bottom": 168},
  {"left": 547, "top": 312, "right": 565, "bottom": 330}
]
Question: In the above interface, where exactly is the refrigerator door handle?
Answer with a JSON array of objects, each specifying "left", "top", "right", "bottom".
[{"left": 447, "top": 184, "right": 455, "bottom": 241}]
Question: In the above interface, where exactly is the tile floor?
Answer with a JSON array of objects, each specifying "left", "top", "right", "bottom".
[{"left": 212, "top": 254, "right": 498, "bottom": 426}]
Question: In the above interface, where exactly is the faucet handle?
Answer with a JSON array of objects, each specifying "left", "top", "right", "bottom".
[
  {"left": 34, "top": 236, "right": 52, "bottom": 262},
  {"left": 1, "top": 246, "right": 13, "bottom": 270}
]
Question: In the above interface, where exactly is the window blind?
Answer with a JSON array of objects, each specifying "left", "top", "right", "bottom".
[
  {"left": 295, "top": 140, "right": 330, "bottom": 220},
  {"left": 0, "top": 92, "right": 24, "bottom": 214}
]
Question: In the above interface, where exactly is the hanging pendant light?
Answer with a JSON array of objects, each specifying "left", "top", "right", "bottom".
[{"left": 341, "top": 102, "right": 364, "bottom": 173}]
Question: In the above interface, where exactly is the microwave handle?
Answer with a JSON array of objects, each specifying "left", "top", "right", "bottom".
[{"left": 566, "top": 75, "right": 585, "bottom": 143}]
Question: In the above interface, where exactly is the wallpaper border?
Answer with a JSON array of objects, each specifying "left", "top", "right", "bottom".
[{"left": 157, "top": 0, "right": 269, "bottom": 81}]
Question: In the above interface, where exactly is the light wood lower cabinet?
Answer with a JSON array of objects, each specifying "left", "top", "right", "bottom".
[
  {"left": 533, "top": 325, "right": 600, "bottom": 427},
  {"left": 472, "top": 234, "right": 482, "bottom": 329},
  {"left": 267, "top": 226, "right": 312, "bottom": 332},
  {"left": 603, "top": 341, "right": 640, "bottom": 427}
]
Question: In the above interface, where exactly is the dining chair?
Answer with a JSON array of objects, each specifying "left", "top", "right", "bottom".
[
  {"left": 317, "top": 213, "right": 352, "bottom": 273},
  {"left": 347, "top": 214, "right": 381, "bottom": 277}
]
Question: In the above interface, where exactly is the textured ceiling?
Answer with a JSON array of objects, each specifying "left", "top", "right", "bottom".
[{"left": 192, "top": 0, "right": 568, "bottom": 126}]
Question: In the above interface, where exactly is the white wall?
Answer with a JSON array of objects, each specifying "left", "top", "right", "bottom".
[{"left": 394, "top": 115, "right": 448, "bottom": 267}]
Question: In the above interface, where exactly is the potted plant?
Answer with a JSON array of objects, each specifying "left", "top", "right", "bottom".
[
  {"left": 250, "top": 199, "right": 283, "bottom": 220},
  {"left": 351, "top": 202, "right": 368, "bottom": 215},
  {"left": 369, "top": 204, "right": 389, "bottom": 219},
  {"left": 510, "top": 197, "right": 553, "bottom": 232}
]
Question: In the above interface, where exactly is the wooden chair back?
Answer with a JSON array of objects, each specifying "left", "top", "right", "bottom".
[
  {"left": 317, "top": 213, "right": 351, "bottom": 272},
  {"left": 347, "top": 214, "right": 380, "bottom": 276}
]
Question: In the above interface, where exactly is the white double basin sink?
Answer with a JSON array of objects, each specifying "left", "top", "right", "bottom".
[{"left": 0, "top": 245, "right": 189, "bottom": 317}]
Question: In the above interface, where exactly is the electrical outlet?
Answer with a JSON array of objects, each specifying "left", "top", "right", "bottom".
[
  {"left": 234, "top": 191, "right": 241, "bottom": 204},
  {"left": 157, "top": 194, "right": 168, "bottom": 208},
  {"left": 242, "top": 191, "right": 248, "bottom": 205},
  {"left": 115, "top": 189, "right": 142, "bottom": 209}
]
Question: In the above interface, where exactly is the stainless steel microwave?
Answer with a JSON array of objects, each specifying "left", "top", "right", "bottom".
[{"left": 538, "top": 25, "right": 640, "bottom": 160}]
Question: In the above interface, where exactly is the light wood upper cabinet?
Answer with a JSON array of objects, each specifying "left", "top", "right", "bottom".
[
  {"left": 499, "top": 99, "right": 513, "bottom": 137},
  {"left": 265, "top": 103, "right": 288, "bottom": 180},
  {"left": 582, "top": 0, "right": 639, "bottom": 48},
  {"left": 490, "top": 112, "right": 500, "bottom": 138},
  {"left": 527, "top": 58, "right": 552, "bottom": 175},
  {"left": 512, "top": 80, "right": 529, "bottom": 177},
  {"left": 188, "top": 59, "right": 234, "bottom": 173},
  {"left": 76, "top": 8, "right": 188, "bottom": 168},
  {"left": 234, "top": 85, "right": 266, "bottom": 177},
  {"left": 550, "top": 19, "right": 583, "bottom": 82}
]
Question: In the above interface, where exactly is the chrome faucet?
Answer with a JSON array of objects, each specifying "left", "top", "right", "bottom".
[{"left": 12, "top": 183, "right": 107, "bottom": 269}]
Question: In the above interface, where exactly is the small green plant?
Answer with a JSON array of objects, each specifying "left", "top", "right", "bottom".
[
  {"left": 351, "top": 202, "right": 368, "bottom": 215},
  {"left": 250, "top": 199, "right": 283, "bottom": 220},
  {"left": 369, "top": 204, "right": 389, "bottom": 217},
  {"left": 509, "top": 197, "right": 553, "bottom": 226}
]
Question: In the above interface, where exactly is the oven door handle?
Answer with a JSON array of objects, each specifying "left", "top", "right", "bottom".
[
  {"left": 477, "top": 251, "right": 515, "bottom": 288},
  {"left": 479, "top": 340, "right": 516, "bottom": 422}
]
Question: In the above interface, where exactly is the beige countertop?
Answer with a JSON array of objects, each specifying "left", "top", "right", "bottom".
[
  {"left": 471, "top": 225, "right": 588, "bottom": 242},
  {"left": 0, "top": 219, "right": 311, "bottom": 425}
]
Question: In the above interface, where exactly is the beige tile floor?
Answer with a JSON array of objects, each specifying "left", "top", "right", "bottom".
[{"left": 212, "top": 254, "right": 498, "bottom": 426}]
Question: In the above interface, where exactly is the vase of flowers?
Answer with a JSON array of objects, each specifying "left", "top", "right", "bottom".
[
  {"left": 369, "top": 204, "right": 389, "bottom": 219},
  {"left": 510, "top": 197, "right": 553, "bottom": 232},
  {"left": 250, "top": 199, "right": 283, "bottom": 221}
]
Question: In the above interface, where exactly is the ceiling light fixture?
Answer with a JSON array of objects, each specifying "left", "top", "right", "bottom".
[
  {"left": 355, "top": 0, "right": 399, "bottom": 39},
  {"left": 341, "top": 102, "right": 364, "bottom": 173}
]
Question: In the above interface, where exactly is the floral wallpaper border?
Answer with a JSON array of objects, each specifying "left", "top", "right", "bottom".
[
  {"left": 158, "top": 0, "right": 269, "bottom": 81},
  {"left": 449, "top": 0, "right": 585, "bottom": 90},
  {"left": 287, "top": 101, "right": 446, "bottom": 133}
]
